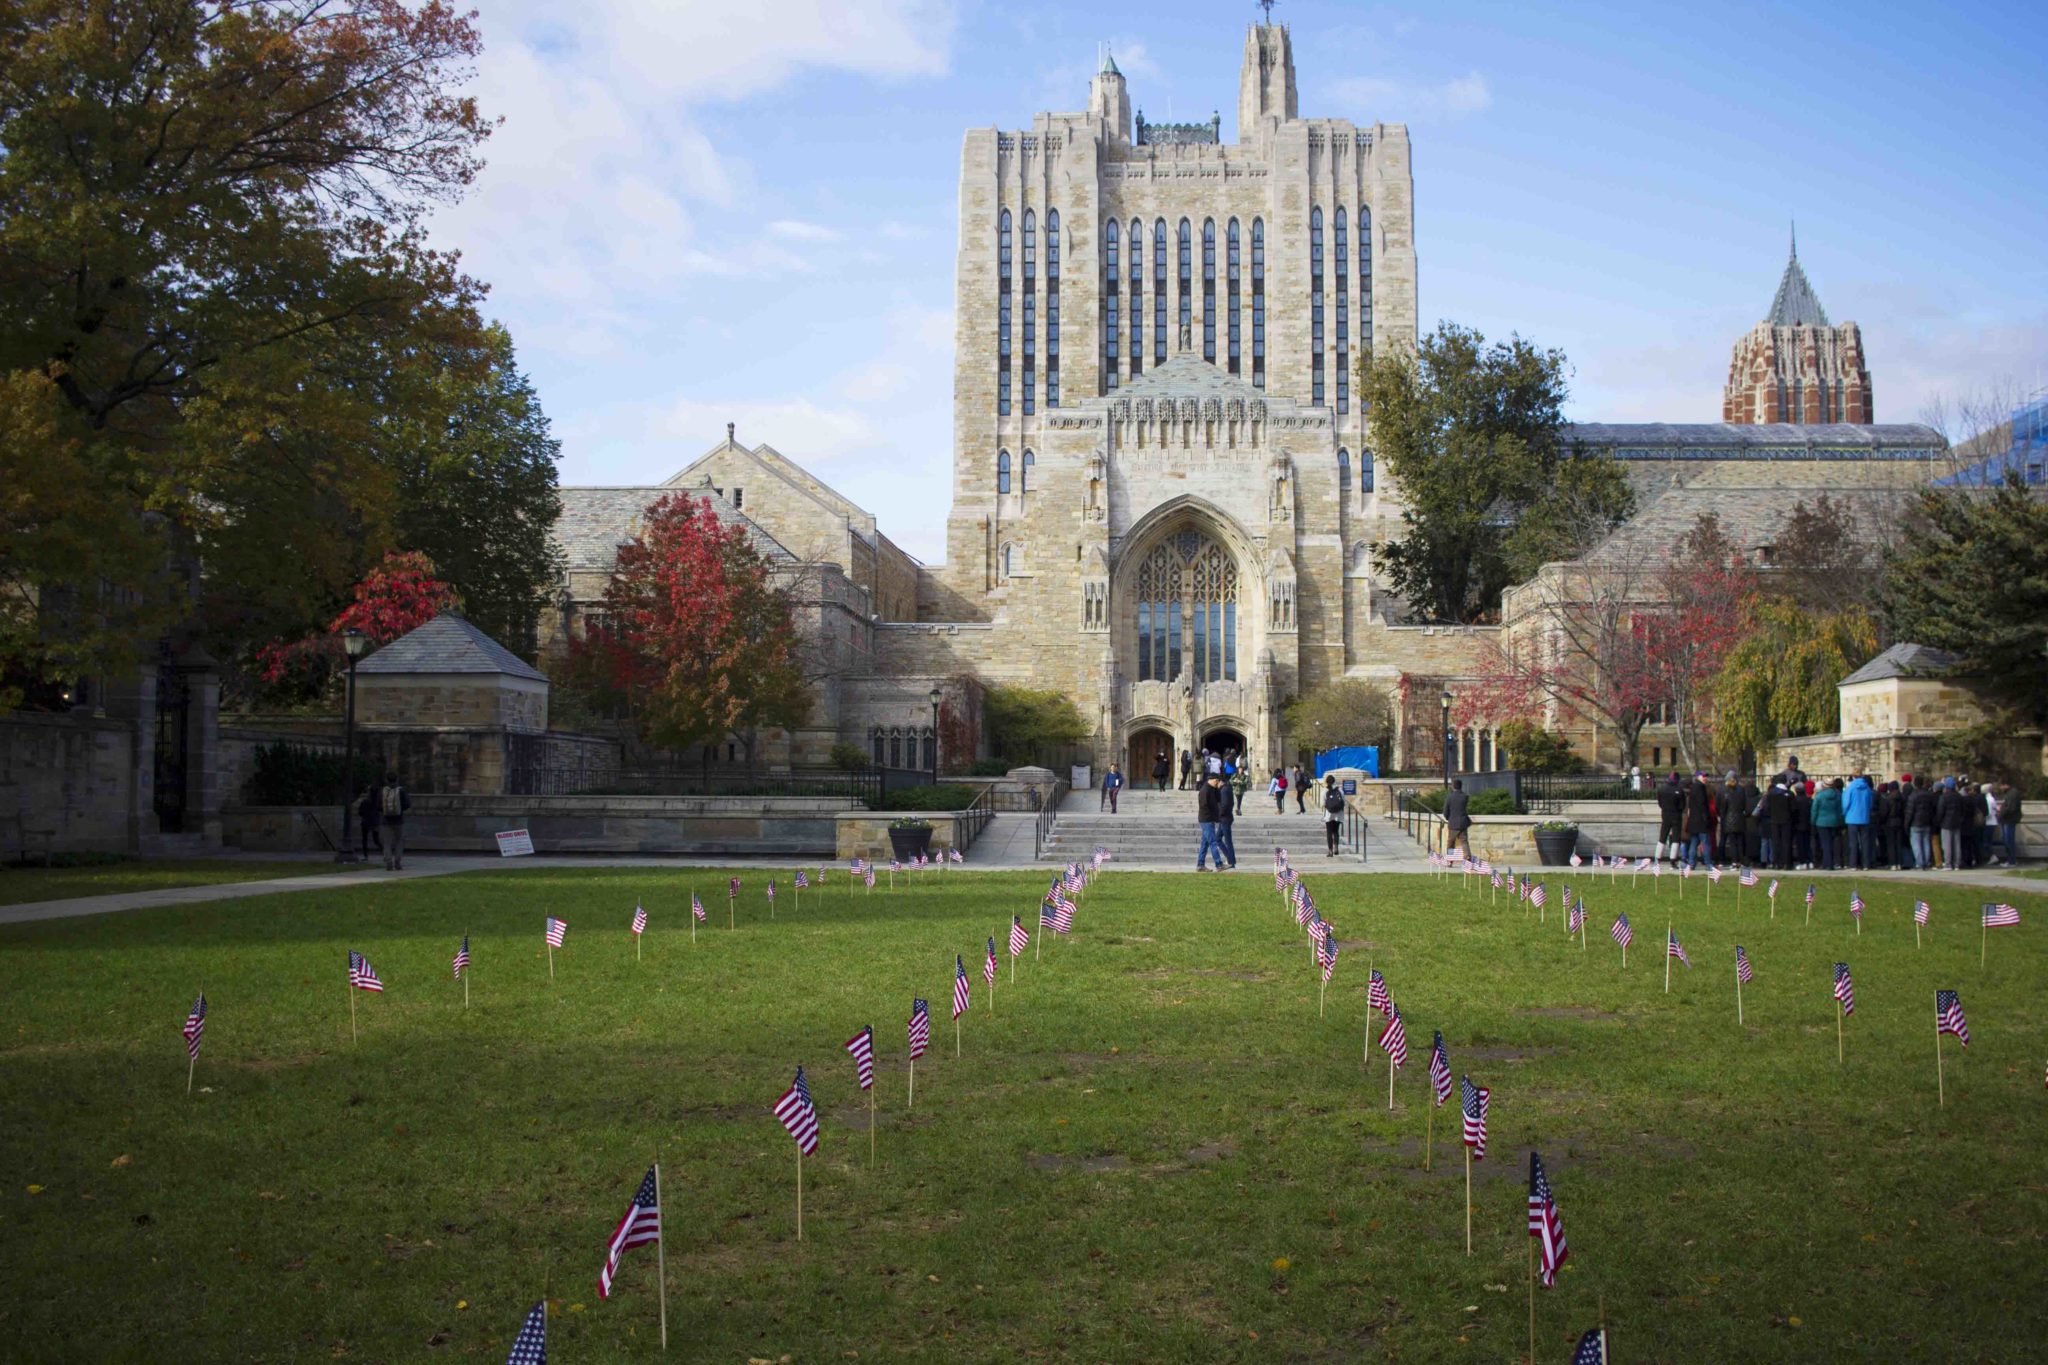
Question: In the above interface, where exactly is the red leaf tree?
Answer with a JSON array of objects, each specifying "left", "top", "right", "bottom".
[
  {"left": 1641, "top": 514, "right": 1758, "bottom": 770},
  {"left": 257, "top": 550, "right": 459, "bottom": 685},
  {"left": 577, "top": 493, "right": 808, "bottom": 757}
]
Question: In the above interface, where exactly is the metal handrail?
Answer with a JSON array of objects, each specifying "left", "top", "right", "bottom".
[
  {"left": 957, "top": 781, "right": 997, "bottom": 852},
  {"left": 1341, "top": 795, "right": 1372, "bottom": 863},
  {"left": 1033, "top": 779, "right": 1070, "bottom": 861}
]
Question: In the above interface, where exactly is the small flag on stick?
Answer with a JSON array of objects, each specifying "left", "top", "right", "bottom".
[
  {"left": 1460, "top": 1075, "right": 1489, "bottom": 1255},
  {"left": 182, "top": 992, "right": 206, "bottom": 1093},
  {"left": 597, "top": 1166, "right": 662, "bottom": 1299},
  {"left": 772, "top": 1069, "right": 820, "bottom": 1239},
  {"left": 1936, "top": 988, "right": 1969, "bottom": 1104},
  {"left": 907, "top": 998, "right": 929, "bottom": 1108}
]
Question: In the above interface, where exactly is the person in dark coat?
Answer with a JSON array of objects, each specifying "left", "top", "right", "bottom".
[
  {"left": 1178, "top": 749, "right": 1194, "bottom": 790},
  {"left": 1995, "top": 782, "right": 2024, "bottom": 868},
  {"left": 1196, "top": 773, "right": 1228, "bottom": 870},
  {"left": 1717, "top": 772, "right": 1747, "bottom": 865},
  {"left": 1790, "top": 782, "right": 1812, "bottom": 870},
  {"left": 1882, "top": 781, "right": 1909, "bottom": 869},
  {"left": 354, "top": 785, "right": 383, "bottom": 859},
  {"left": 1443, "top": 779, "right": 1472, "bottom": 859},
  {"left": 1936, "top": 778, "right": 1968, "bottom": 871},
  {"left": 1215, "top": 771, "right": 1238, "bottom": 869},
  {"left": 1738, "top": 775, "right": 1762, "bottom": 864},
  {"left": 1656, "top": 772, "right": 1686, "bottom": 865},
  {"left": 375, "top": 770, "right": 411, "bottom": 871},
  {"left": 1907, "top": 779, "right": 1937, "bottom": 869},
  {"left": 1763, "top": 779, "right": 1793, "bottom": 870},
  {"left": 1683, "top": 772, "right": 1715, "bottom": 870},
  {"left": 1151, "top": 751, "right": 1171, "bottom": 792}
]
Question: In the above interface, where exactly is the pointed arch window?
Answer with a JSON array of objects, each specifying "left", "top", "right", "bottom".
[
  {"left": 1358, "top": 206, "right": 1373, "bottom": 357},
  {"left": 1021, "top": 209, "right": 1037, "bottom": 416},
  {"left": 1127, "top": 219, "right": 1143, "bottom": 377},
  {"left": 1227, "top": 219, "right": 1242, "bottom": 375},
  {"left": 1153, "top": 220, "right": 1167, "bottom": 364},
  {"left": 1177, "top": 219, "right": 1193, "bottom": 349},
  {"left": 1100, "top": 218, "right": 1119, "bottom": 394},
  {"left": 1309, "top": 206, "right": 1325, "bottom": 407},
  {"left": 1045, "top": 211, "right": 1060, "bottom": 407},
  {"left": 1021, "top": 449, "right": 1034, "bottom": 493},
  {"left": 1001, "top": 543, "right": 1014, "bottom": 579},
  {"left": 1201, "top": 220, "right": 1217, "bottom": 363},
  {"left": 1251, "top": 218, "right": 1265, "bottom": 389},
  {"left": 1134, "top": 532, "right": 1238, "bottom": 683},
  {"left": 1338, "top": 448, "right": 1351, "bottom": 490},
  {"left": 997, "top": 449, "right": 1011, "bottom": 495},
  {"left": 998, "top": 209, "right": 1012, "bottom": 415},
  {"left": 1334, "top": 207, "right": 1350, "bottom": 415},
  {"left": 1361, "top": 449, "right": 1376, "bottom": 493}
]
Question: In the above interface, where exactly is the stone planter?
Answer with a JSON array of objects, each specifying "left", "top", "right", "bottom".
[
  {"left": 1534, "top": 826, "right": 1580, "bottom": 867},
  {"left": 887, "top": 824, "right": 935, "bottom": 861}
]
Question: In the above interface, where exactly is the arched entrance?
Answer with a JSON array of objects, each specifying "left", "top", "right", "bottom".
[
  {"left": 1127, "top": 726, "right": 1175, "bottom": 788},
  {"left": 1127, "top": 528, "right": 1242, "bottom": 686},
  {"left": 1201, "top": 726, "right": 1248, "bottom": 769}
]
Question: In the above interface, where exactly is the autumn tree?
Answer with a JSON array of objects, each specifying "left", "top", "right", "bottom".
[
  {"left": 1643, "top": 514, "right": 1758, "bottom": 768},
  {"left": 983, "top": 684, "right": 1090, "bottom": 767},
  {"left": 254, "top": 551, "right": 460, "bottom": 691},
  {"left": 1710, "top": 597, "right": 1879, "bottom": 756},
  {"left": 1360, "top": 323, "right": 1635, "bottom": 623},
  {"left": 581, "top": 494, "right": 808, "bottom": 760},
  {"left": 0, "top": 0, "right": 495, "bottom": 694},
  {"left": 1284, "top": 681, "right": 1397, "bottom": 755},
  {"left": 1766, "top": 493, "right": 1886, "bottom": 616}
]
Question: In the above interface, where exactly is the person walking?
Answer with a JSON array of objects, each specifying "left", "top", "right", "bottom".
[
  {"left": 1995, "top": 781, "right": 2024, "bottom": 867},
  {"left": 1321, "top": 776, "right": 1346, "bottom": 856},
  {"left": 1231, "top": 763, "right": 1249, "bottom": 816},
  {"left": 1151, "top": 750, "right": 1171, "bottom": 792},
  {"left": 1196, "top": 772, "right": 1227, "bottom": 871},
  {"left": 1683, "top": 772, "right": 1716, "bottom": 870},
  {"left": 1936, "top": 777, "right": 1968, "bottom": 871},
  {"left": 1656, "top": 771, "right": 1685, "bottom": 865},
  {"left": 1842, "top": 771, "right": 1874, "bottom": 870},
  {"left": 1178, "top": 749, "right": 1194, "bottom": 791},
  {"left": 1215, "top": 771, "right": 1238, "bottom": 869},
  {"left": 354, "top": 784, "right": 383, "bottom": 861},
  {"left": 1269, "top": 768, "right": 1288, "bottom": 813},
  {"left": 1907, "top": 778, "right": 1936, "bottom": 870},
  {"left": 1101, "top": 763, "right": 1123, "bottom": 813},
  {"left": 1443, "top": 778, "right": 1472, "bottom": 860},
  {"left": 376, "top": 770, "right": 411, "bottom": 871},
  {"left": 1291, "top": 763, "right": 1308, "bottom": 814}
]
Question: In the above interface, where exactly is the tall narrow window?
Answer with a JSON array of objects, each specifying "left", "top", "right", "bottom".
[
  {"left": 1127, "top": 219, "right": 1143, "bottom": 377},
  {"left": 1358, "top": 207, "right": 1373, "bottom": 358},
  {"left": 1045, "top": 211, "right": 1060, "bottom": 407},
  {"left": 1227, "top": 219, "right": 1242, "bottom": 375},
  {"left": 1202, "top": 220, "right": 1217, "bottom": 363},
  {"left": 1251, "top": 218, "right": 1265, "bottom": 389},
  {"left": 1137, "top": 602, "right": 1151, "bottom": 680},
  {"left": 1153, "top": 220, "right": 1167, "bottom": 365},
  {"left": 1177, "top": 219, "right": 1192, "bottom": 350},
  {"left": 1021, "top": 209, "right": 1036, "bottom": 416},
  {"left": 1309, "top": 206, "right": 1325, "bottom": 407},
  {"left": 997, "top": 449, "right": 1011, "bottom": 494},
  {"left": 1021, "top": 449, "right": 1034, "bottom": 493},
  {"left": 1101, "top": 218, "right": 1119, "bottom": 394},
  {"left": 998, "top": 209, "right": 1012, "bottom": 415},
  {"left": 1339, "top": 448, "right": 1350, "bottom": 490},
  {"left": 1361, "top": 450, "right": 1376, "bottom": 493},
  {"left": 1334, "top": 207, "right": 1349, "bottom": 414}
]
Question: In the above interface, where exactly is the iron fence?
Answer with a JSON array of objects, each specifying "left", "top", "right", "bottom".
[
  {"left": 581, "top": 768, "right": 883, "bottom": 805},
  {"left": 1523, "top": 773, "right": 1656, "bottom": 815}
]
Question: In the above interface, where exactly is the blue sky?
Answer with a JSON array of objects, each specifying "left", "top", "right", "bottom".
[{"left": 434, "top": 0, "right": 2048, "bottom": 562}]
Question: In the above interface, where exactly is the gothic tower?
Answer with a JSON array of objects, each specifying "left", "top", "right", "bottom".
[{"left": 1723, "top": 231, "right": 1873, "bottom": 424}]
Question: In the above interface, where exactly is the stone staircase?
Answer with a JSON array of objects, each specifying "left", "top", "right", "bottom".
[{"left": 1039, "top": 786, "right": 1346, "bottom": 866}]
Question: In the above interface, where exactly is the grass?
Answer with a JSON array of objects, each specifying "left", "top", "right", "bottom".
[
  {"left": 0, "top": 857, "right": 333, "bottom": 906},
  {"left": 2, "top": 864, "right": 2045, "bottom": 1361}
]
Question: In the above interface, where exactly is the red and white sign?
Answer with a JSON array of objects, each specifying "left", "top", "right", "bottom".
[{"left": 494, "top": 828, "right": 535, "bottom": 857}]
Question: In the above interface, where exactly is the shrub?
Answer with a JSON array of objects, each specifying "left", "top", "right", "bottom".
[
  {"left": 245, "top": 742, "right": 381, "bottom": 806},
  {"left": 1406, "top": 787, "right": 1519, "bottom": 815},
  {"left": 872, "top": 784, "right": 979, "bottom": 812},
  {"left": 969, "top": 757, "right": 1009, "bottom": 777},
  {"left": 828, "top": 742, "right": 871, "bottom": 772},
  {"left": 1495, "top": 719, "right": 1584, "bottom": 775},
  {"left": 983, "top": 684, "right": 1089, "bottom": 766}
]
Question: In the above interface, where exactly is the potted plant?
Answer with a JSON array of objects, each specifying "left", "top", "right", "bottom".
[
  {"left": 887, "top": 816, "right": 935, "bottom": 862},
  {"left": 1533, "top": 819, "right": 1579, "bottom": 867}
]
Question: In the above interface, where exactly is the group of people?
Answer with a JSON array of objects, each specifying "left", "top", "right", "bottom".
[
  {"left": 1650, "top": 757, "right": 2027, "bottom": 873},
  {"left": 349, "top": 770, "right": 413, "bottom": 870}
]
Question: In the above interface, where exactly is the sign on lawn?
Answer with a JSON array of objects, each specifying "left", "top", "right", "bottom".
[{"left": 495, "top": 828, "right": 535, "bottom": 858}]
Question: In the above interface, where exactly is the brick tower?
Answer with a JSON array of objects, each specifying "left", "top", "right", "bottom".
[{"left": 1722, "top": 231, "right": 1873, "bottom": 424}]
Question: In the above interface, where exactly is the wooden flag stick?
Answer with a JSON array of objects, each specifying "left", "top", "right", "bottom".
[
  {"left": 1935, "top": 1017, "right": 1945, "bottom": 1106},
  {"left": 547, "top": 943, "right": 555, "bottom": 981},
  {"left": 1319, "top": 976, "right": 1326, "bottom": 1019},
  {"left": 955, "top": 1013, "right": 961, "bottom": 1059},
  {"left": 1464, "top": 1145, "right": 1473, "bottom": 1255},
  {"left": 1914, "top": 917, "right": 1921, "bottom": 950},
  {"left": 653, "top": 1156, "right": 668, "bottom": 1350},
  {"left": 463, "top": 930, "right": 470, "bottom": 1009},
  {"left": 1529, "top": 1239, "right": 1537, "bottom": 1365},
  {"left": 908, "top": 1055, "right": 915, "bottom": 1110},
  {"left": 796, "top": 1147, "right": 804, "bottom": 1242},
  {"left": 349, "top": 975, "right": 358, "bottom": 1044},
  {"left": 1424, "top": 1099, "right": 1432, "bottom": 1171},
  {"left": 1837, "top": 995, "right": 1844, "bottom": 1065},
  {"left": 1387, "top": 1051, "right": 1396, "bottom": 1111},
  {"left": 187, "top": 982, "right": 200, "bottom": 1095},
  {"left": 729, "top": 893, "right": 735, "bottom": 931},
  {"left": 1981, "top": 918, "right": 1987, "bottom": 970},
  {"left": 1736, "top": 968, "right": 1744, "bottom": 1026},
  {"left": 1622, "top": 939, "right": 1627, "bottom": 970},
  {"left": 636, "top": 923, "right": 642, "bottom": 963},
  {"left": 869, "top": 1083, "right": 876, "bottom": 1167},
  {"left": 1664, "top": 922, "right": 1672, "bottom": 994}
]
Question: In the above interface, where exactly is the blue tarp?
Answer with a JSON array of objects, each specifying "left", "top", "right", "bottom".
[{"left": 1315, "top": 746, "right": 1380, "bottom": 778}]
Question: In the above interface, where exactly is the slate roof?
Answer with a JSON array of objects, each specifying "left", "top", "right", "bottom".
[
  {"left": 1566, "top": 423, "right": 1944, "bottom": 457},
  {"left": 554, "top": 483, "right": 795, "bottom": 570},
  {"left": 1838, "top": 643, "right": 1963, "bottom": 686},
  {"left": 357, "top": 613, "right": 546, "bottom": 681}
]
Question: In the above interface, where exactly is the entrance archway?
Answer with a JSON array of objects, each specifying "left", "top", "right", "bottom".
[
  {"left": 1127, "top": 726, "right": 1175, "bottom": 789},
  {"left": 1201, "top": 726, "right": 1248, "bottom": 772}
]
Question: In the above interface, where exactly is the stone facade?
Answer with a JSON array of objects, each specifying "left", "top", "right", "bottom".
[{"left": 1723, "top": 237, "right": 1873, "bottom": 424}]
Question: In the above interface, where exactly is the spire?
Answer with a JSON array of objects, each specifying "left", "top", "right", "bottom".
[
  {"left": 1099, "top": 43, "right": 1119, "bottom": 77},
  {"left": 1766, "top": 226, "right": 1830, "bottom": 327}
]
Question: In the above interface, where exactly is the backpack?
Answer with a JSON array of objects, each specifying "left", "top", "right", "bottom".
[
  {"left": 380, "top": 784, "right": 404, "bottom": 817},
  {"left": 1323, "top": 787, "right": 1345, "bottom": 815}
]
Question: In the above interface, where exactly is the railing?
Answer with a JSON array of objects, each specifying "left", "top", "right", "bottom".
[
  {"left": 1389, "top": 787, "right": 1449, "bottom": 854},
  {"left": 958, "top": 781, "right": 999, "bottom": 853},
  {"left": 1523, "top": 773, "right": 1658, "bottom": 815},
  {"left": 589, "top": 768, "right": 883, "bottom": 805},
  {"left": 1341, "top": 795, "right": 1372, "bottom": 863},
  {"left": 1033, "top": 779, "right": 1070, "bottom": 861}
]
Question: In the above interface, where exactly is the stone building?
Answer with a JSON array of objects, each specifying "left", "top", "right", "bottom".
[{"left": 1723, "top": 233, "right": 1874, "bottom": 424}]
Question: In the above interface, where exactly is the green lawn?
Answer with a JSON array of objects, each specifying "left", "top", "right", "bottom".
[
  {"left": 0, "top": 857, "right": 333, "bottom": 906},
  {"left": 2, "top": 865, "right": 2044, "bottom": 1361}
]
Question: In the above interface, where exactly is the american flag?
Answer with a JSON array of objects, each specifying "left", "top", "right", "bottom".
[
  {"left": 1569, "top": 851, "right": 1582, "bottom": 867},
  {"left": 1427, "top": 1031, "right": 1452, "bottom": 1105},
  {"left": 545, "top": 917, "right": 567, "bottom": 948},
  {"left": 949, "top": 848, "right": 963, "bottom": 864},
  {"left": 1050, "top": 894, "right": 1076, "bottom": 933},
  {"left": 1681, "top": 862, "right": 1692, "bottom": 881},
  {"left": 1610, "top": 913, "right": 1632, "bottom": 948},
  {"left": 505, "top": 1300, "right": 547, "bottom": 1364},
  {"left": 1307, "top": 913, "right": 1328, "bottom": 946},
  {"left": 952, "top": 956, "right": 971, "bottom": 1018},
  {"left": 767, "top": 880, "right": 776, "bottom": 904},
  {"left": 1274, "top": 870, "right": 1288, "bottom": 894},
  {"left": 182, "top": 993, "right": 206, "bottom": 1061},
  {"left": 1805, "top": 883, "right": 1816, "bottom": 909},
  {"left": 851, "top": 857, "right": 868, "bottom": 875},
  {"left": 1935, "top": 990, "right": 1970, "bottom": 1046},
  {"left": 1914, "top": 899, "right": 1931, "bottom": 925},
  {"left": 1528, "top": 1152, "right": 1569, "bottom": 1287},
  {"left": 1531, "top": 883, "right": 1548, "bottom": 910},
  {"left": 1634, "top": 857, "right": 1653, "bottom": 872},
  {"left": 1009, "top": 915, "right": 1029, "bottom": 957},
  {"left": 348, "top": 950, "right": 384, "bottom": 992},
  {"left": 845, "top": 1025, "right": 875, "bottom": 1088},
  {"left": 864, "top": 867, "right": 876, "bottom": 889},
  {"left": 1849, "top": 889, "right": 1864, "bottom": 919},
  {"left": 795, "top": 869, "right": 809, "bottom": 890},
  {"left": 1709, "top": 866, "right": 1724, "bottom": 885},
  {"left": 1571, "top": 1326, "right": 1607, "bottom": 1364},
  {"left": 1768, "top": 878, "right": 1780, "bottom": 901},
  {"left": 891, "top": 859, "right": 902, "bottom": 875},
  {"left": 908, "top": 998, "right": 930, "bottom": 1059},
  {"left": 1367, "top": 969, "right": 1392, "bottom": 1017},
  {"left": 1739, "top": 867, "right": 1758, "bottom": 887},
  {"left": 1380, "top": 1006, "right": 1408, "bottom": 1068},
  {"left": 1461, "top": 1076, "right": 1490, "bottom": 1160},
  {"left": 1833, "top": 962, "right": 1855, "bottom": 1015},
  {"left": 985, "top": 936, "right": 998, "bottom": 985},
  {"left": 1567, "top": 901, "right": 1585, "bottom": 937},
  {"left": 597, "top": 1166, "right": 661, "bottom": 1299},
  {"left": 724, "top": 876, "right": 738, "bottom": 900},
  {"left": 452, "top": 936, "right": 470, "bottom": 979},
  {"left": 773, "top": 1067, "right": 821, "bottom": 1156},
  {"left": 1983, "top": 902, "right": 2021, "bottom": 928},
  {"left": 631, "top": 905, "right": 647, "bottom": 936},
  {"left": 1667, "top": 928, "right": 1690, "bottom": 967},
  {"left": 691, "top": 893, "right": 707, "bottom": 923},
  {"left": 1736, "top": 945, "right": 1753, "bottom": 984},
  {"left": 1491, "top": 869, "right": 1504, "bottom": 890},
  {"left": 1319, "top": 932, "right": 1338, "bottom": 983},
  {"left": 1292, "top": 885, "right": 1312, "bottom": 925}
]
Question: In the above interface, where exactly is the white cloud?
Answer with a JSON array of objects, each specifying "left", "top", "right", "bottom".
[
  {"left": 1333, "top": 70, "right": 1492, "bottom": 121},
  {"left": 767, "top": 219, "right": 842, "bottom": 243}
]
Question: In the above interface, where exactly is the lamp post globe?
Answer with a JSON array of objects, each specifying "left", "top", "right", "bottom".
[{"left": 1439, "top": 689, "right": 1454, "bottom": 790}]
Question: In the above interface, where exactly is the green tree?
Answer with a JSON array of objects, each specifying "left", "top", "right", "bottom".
[
  {"left": 1494, "top": 719, "right": 1582, "bottom": 775},
  {"left": 1360, "top": 323, "right": 1634, "bottom": 623},
  {"left": 1711, "top": 597, "right": 1879, "bottom": 755},
  {"left": 0, "top": 0, "right": 493, "bottom": 693},
  {"left": 1283, "top": 681, "right": 1395, "bottom": 754},
  {"left": 1878, "top": 477, "right": 2048, "bottom": 726},
  {"left": 983, "top": 684, "right": 1089, "bottom": 766}
]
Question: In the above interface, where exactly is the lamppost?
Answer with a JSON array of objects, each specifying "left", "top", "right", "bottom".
[
  {"left": 337, "top": 629, "right": 372, "bottom": 863},
  {"left": 1440, "top": 688, "right": 1454, "bottom": 791},
  {"left": 928, "top": 685, "right": 943, "bottom": 786}
]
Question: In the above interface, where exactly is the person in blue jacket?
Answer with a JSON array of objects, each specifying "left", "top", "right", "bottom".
[{"left": 1841, "top": 771, "right": 1874, "bottom": 870}]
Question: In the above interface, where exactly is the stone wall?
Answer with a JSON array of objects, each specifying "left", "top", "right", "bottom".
[
  {"left": 356, "top": 674, "right": 548, "bottom": 732},
  {"left": 0, "top": 712, "right": 142, "bottom": 856}
]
